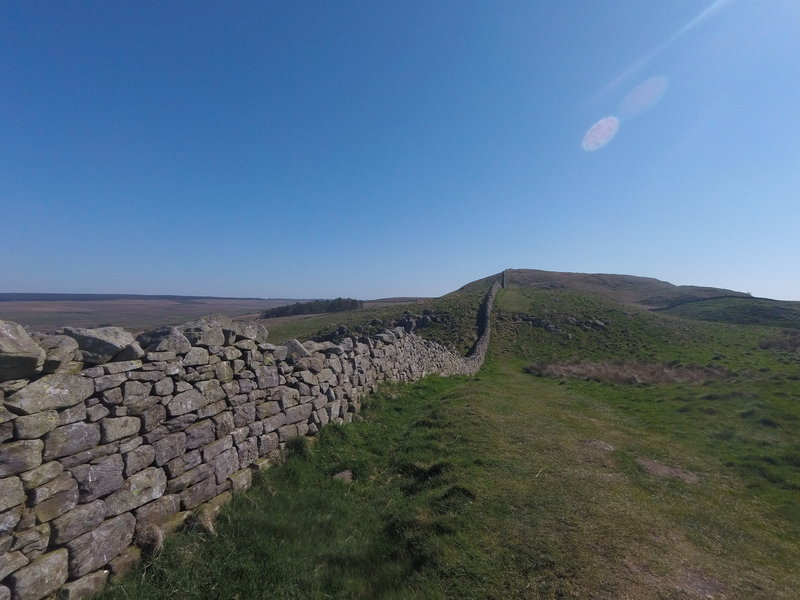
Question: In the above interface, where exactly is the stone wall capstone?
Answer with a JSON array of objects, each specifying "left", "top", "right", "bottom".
[{"left": 0, "top": 283, "right": 498, "bottom": 600}]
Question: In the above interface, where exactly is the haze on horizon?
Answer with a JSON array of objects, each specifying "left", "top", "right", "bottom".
[{"left": 2, "top": 1, "right": 799, "bottom": 301}]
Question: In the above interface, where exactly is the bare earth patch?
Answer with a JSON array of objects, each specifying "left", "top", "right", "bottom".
[
  {"left": 677, "top": 567, "right": 725, "bottom": 598},
  {"left": 582, "top": 439, "right": 614, "bottom": 452},
  {"left": 636, "top": 458, "right": 699, "bottom": 484}
]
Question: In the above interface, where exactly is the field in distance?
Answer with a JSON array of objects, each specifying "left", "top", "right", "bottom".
[{"left": 0, "top": 294, "right": 301, "bottom": 333}]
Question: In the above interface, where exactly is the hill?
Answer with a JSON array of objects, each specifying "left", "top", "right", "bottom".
[
  {"left": 663, "top": 296, "right": 800, "bottom": 329},
  {"left": 458, "top": 268, "right": 751, "bottom": 310}
]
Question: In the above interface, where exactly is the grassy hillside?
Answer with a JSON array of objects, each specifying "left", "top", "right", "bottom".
[
  {"left": 100, "top": 284, "right": 800, "bottom": 599},
  {"left": 663, "top": 296, "right": 800, "bottom": 329}
]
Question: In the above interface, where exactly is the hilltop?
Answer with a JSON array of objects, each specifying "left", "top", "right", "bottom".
[{"left": 459, "top": 268, "right": 751, "bottom": 310}]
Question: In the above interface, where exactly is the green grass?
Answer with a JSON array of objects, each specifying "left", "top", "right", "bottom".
[
  {"left": 663, "top": 296, "right": 800, "bottom": 329},
  {"left": 100, "top": 285, "right": 800, "bottom": 599}
]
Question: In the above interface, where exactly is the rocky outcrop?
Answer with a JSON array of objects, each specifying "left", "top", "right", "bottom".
[{"left": 0, "top": 286, "right": 498, "bottom": 600}]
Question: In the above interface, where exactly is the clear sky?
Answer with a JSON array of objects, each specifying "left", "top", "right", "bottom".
[{"left": 2, "top": 1, "right": 798, "bottom": 300}]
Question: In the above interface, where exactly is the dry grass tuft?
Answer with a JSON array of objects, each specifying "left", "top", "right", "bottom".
[{"left": 525, "top": 360, "right": 729, "bottom": 384}]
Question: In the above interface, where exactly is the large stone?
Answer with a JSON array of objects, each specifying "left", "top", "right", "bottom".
[
  {"left": 36, "top": 335, "right": 78, "bottom": 375},
  {"left": 104, "top": 467, "right": 167, "bottom": 515},
  {"left": 0, "top": 550, "right": 28, "bottom": 582},
  {"left": 182, "top": 347, "right": 209, "bottom": 367},
  {"left": 254, "top": 365, "right": 279, "bottom": 389},
  {"left": 13, "top": 412, "right": 59, "bottom": 439},
  {"left": 50, "top": 500, "right": 107, "bottom": 544},
  {"left": 134, "top": 494, "right": 180, "bottom": 526},
  {"left": 176, "top": 320, "right": 225, "bottom": 347},
  {"left": 179, "top": 476, "right": 217, "bottom": 510},
  {"left": 100, "top": 417, "right": 141, "bottom": 443},
  {"left": 0, "top": 505, "right": 23, "bottom": 535},
  {"left": 42, "top": 422, "right": 100, "bottom": 461},
  {"left": 4, "top": 374, "right": 94, "bottom": 415},
  {"left": 152, "top": 432, "right": 186, "bottom": 466},
  {"left": 29, "top": 472, "right": 75, "bottom": 505},
  {"left": 56, "top": 569, "right": 108, "bottom": 600},
  {"left": 70, "top": 454, "right": 123, "bottom": 502},
  {"left": 0, "top": 477, "right": 25, "bottom": 512},
  {"left": 213, "top": 448, "right": 239, "bottom": 484},
  {"left": 166, "top": 389, "right": 208, "bottom": 416},
  {"left": 65, "top": 513, "right": 136, "bottom": 578},
  {"left": 9, "top": 523, "right": 49, "bottom": 560},
  {"left": 284, "top": 339, "right": 311, "bottom": 359},
  {"left": 0, "top": 321, "right": 45, "bottom": 382},
  {"left": 7, "top": 549, "right": 68, "bottom": 600},
  {"left": 123, "top": 444, "right": 155, "bottom": 476},
  {"left": 285, "top": 403, "right": 313, "bottom": 425},
  {"left": 61, "top": 327, "right": 135, "bottom": 365},
  {"left": 19, "top": 462, "right": 63, "bottom": 491},
  {"left": 185, "top": 419, "right": 216, "bottom": 449},
  {"left": 31, "top": 485, "right": 78, "bottom": 523},
  {"left": 136, "top": 327, "right": 191, "bottom": 354},
  {"left": 0, "top": 441, "right": 43, "bottom": 477}
]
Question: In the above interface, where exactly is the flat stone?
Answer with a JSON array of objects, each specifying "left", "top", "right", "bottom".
[
  {"left": 139, "top": 404, "right": 166, "bottom": 431},
  {"left": 29, "top": 472, "right": 75, "bottom": 505},
  {"left": 166, "top": 389, "right": 209, "bottom": 417},
  {"left": 100, "top": 416, "right": 141, "bottom": 443},
  {"left": 134, "top": 494, "right": 180, "bottom": 526},
  {"left": 153, "top": 377, "right": 174, "bottom": 396},
  {"left": 19, "top": 462, "right": 63, "bottom": 491},
  {"left": 284, "top": 339, "right": 311, "bottom": 359},
  {"left": 165, "top": 463, "right": 213, "bottom": 495},
  {"left": 232, "top": 320, "right": 268, "bottom": 343},
  {"left": 11, "top": 411, "right": 57, "bottom": 439},
  {"left": 285, "top": 403, "right": 313, "bottom": 425},
  {"left": 51, "top": 500, "right": 107, "bottom": 544},
  {"left": 10, "top": 523, "right": 49, "bottom": 560},
  {"left": 0, "top": 505, "right": 23, "bottom": 535},
  {"left": 32, "top": 486, "right": 77, "bottom": 523},
  {"left": 177, "top": 319, "right": 225, "bottom": 347},
  {"left": 213, "top": 448, "right": 239, "bottom": 484},
  {"left": 65, "top": 513, "right": 136, "bottom": 578},
  {"left": 201, "top": 436, "right": 232, "bottom": 462},
  {"left": 104, "top": 467, "right": 167, "bottom": 515},
  {"left": 56, "top": 569, "right": 108, "bottom": 600},
  {"left": 0, "top": 477, "right": 25, "bottom": 512},
  {"left": 93, "top": 373, "right": 127, "bottom": 393},
  {"left": 42, "top": 422, "right": 101, "bottom": 461},
  {"left": 179, "top": 476, "right": 217, "bottom": 510},
  {"left": 70, "top": 454, "right": 124, "bottom": 502},
  {"left": 185, "top": 419, "right": 216, "bottom": 449},
  {"left": 56, "top": 404, "right": 86, "bottom": 426},
  {"left": 5, "top": 374, "right": 94, "bottom": 415},
  {"left": 0, "top": 321, "right": 45, "bottom": 382},
  {"left": 7, "top": 549, "right": 68, "bottom": 600},
  {"left": 109, "top": 545, "right": 140, "bottom": 580},
  {"left": 112, "top": 342, "right": 144, "bottom": 361},
  {"left": 0, "top": 440, "right": 43, "bottom": 477},
  {"left": 61, "top": 327, "right": 135, "bottom": 365}
]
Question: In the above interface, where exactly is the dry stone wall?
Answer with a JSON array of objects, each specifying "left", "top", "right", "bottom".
[{"left": 0, "top": 283, "right": 498, "bottom": 600}]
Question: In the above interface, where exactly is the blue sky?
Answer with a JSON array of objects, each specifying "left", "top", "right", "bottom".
[{"left": 2, "top": 1, "right": 798, "bottom": 300}]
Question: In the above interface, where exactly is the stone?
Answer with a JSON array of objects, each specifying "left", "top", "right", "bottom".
[
  {"left": 232, "top": 402, "right": 255, "bottom": 427},
  {"left": 0, "top": 321, "right": 45, "bottom": 382},
  {"left": 212, "top": 411, "right": 234, "bottom": 437},
  {"left": 109, "top": 546, "right": 140, "bottom": 580},
  {"left": 100, "top": 417, "right": 141, "bottom": 443},
  {"left": 101, "top": 360, "right": 142, "bottom": 375},
  {"left": 0, "top": 477, "right": 25, "bottom": 512},
  {"left": 179, "top": 476, "right": 217, "bottom": 510},
  {"left": 214, "top": 361, "right": 233, "bottom": 382},
  {"left": 114, "top": 342, "right": 144, "bottom": 361},
  {"left": 271, "top": 386, "right": 299, "bottom": 409},
  {"left": 153, "top": 377, "right": 174, "bottom": 396},
  {"left": 213, "top": 448, "right": 239, "bottom": 484},
  {"left": 263, "top": 412, "right": 287, "bottom": 433},
  {"left": 123, "top": 444, "right": 155, "bottom": 477},
  {"left": 56, "top": 569, "right": 108, "bottom": 600},
  {"left": 56, "top": 404, "right": 86, "bottom": 426},
  {"left": 31, "top": 486, "right": 78, "bottom": 523},
  {"left": 254, "top": 365, "right": 280, "bottom": 389},
  {"left": 4, "top": 374, "right": 94, "bottom": 415},
  {"left": 229, "top": 468, "right": 252, "bottom": 493},
  {"left": 7, "top": 549, "right": 68, "bottom": 600},
  {"left": 134, "top": 494, "right": 180, "bottom": 525},
  {"left": 176, "top": 319, "right": 226, "bottom": 347},
  {"left": 152, "top": 432, "right": 186, "bottom": 466},
  {"left": 37, "top": 335, "right": 79, "bottom": 375},
  {"left": 19, "top": 462, "right": 63, "bottom": 491},
  {"left": 124, "top": 394, "right": 159, "bottom": 416},
  {"left": 10, "top": 523, "right": 49, "bottom": 560},
  {"left": 236, "top": 438, "right": 258, "bottom": 469},
  {"left": 29, "top": 472, "right": 75, "bottom": 505},
  {"left": 163, "top": 450, "right": 201, "bottom": 478},
  {"left": 70, "top": 454, "right": 123, "bottom": 502},
  {"left": 104, "top": 467, "right": 167, "bottom": 515},
  {"left": 166, "top": 389, "right": 208, "bottom": 416},
  {"left": 185, "top": 419, "right": 216, "bottom": 449},
  {"left": 57, "top": 442, "right": 118, "bottom": 469},
  {"left": 285, "top": 403, "right": 313, "bottom": 425},
  {"left": 284, "top": 338, "right": 311, "bottom": 359},
  {"left": 136, "top": 327, "right": 191, "bottom": 354},
  {"left": 0, "top": 551, "right": 28, "bottom": 582},
  {"left": 93, "top": 373, "right": 127, "bottom": 393},
  {"left": 140, "top": 404, "right": 166, "bottom": 431},
  {"left": 0, "top": 440, "right": 43, "bottom": 477},
  {"left": 165, "top": 463, "right": 213, "bottom": 495},
  {"left": 65, "top": 513, "right": 136, "bottom": 578},
  {"left": 201, "top": 436, "right": 232, "bottom": 462},
  {"left": 121, "top": 380, "right": 152, "bottom": 407},
  {"left": 12, "top": 412, "right": 58, "bottom": 439},
  {"left": 163, "top": 413, "right": 197, "bottom": 432},
  {"left": 258, "top": 433, "right": 279, "bottom": 455},
  {"left": 332, "top": 469, "right": 353, "bottom": 482},
  {"left": 85, "top": 404, "right": 110, "bottom": 422},
  {"left": 127, "top": 370, "right": 164, "bottom": 382},
  {"left": 42, "top": 422, "right": 101, "bottom": 461},
  {"left": 1, "top": 507, "right": 22, "bottom": 536},
  {"left": 51, "top": 500, "right": 107, "bottom": 544},
  {"left": 232, "top": 320, "right": 268, "bottom": 343},
  {"left": 61, "top": 327, "right": 136, "bottom": 365}
]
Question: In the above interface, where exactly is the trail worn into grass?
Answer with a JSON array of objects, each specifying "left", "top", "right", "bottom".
[{"left": 100, "top": 353, "right": 799, "bottom": 599}]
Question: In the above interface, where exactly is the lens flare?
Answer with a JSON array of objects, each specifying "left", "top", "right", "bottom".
[
  {"left": 582, "top": 116, "right": 620, "bottom": 151},
  {"left": 619, "top": 76, "right": 668, "bottom": 120}
]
